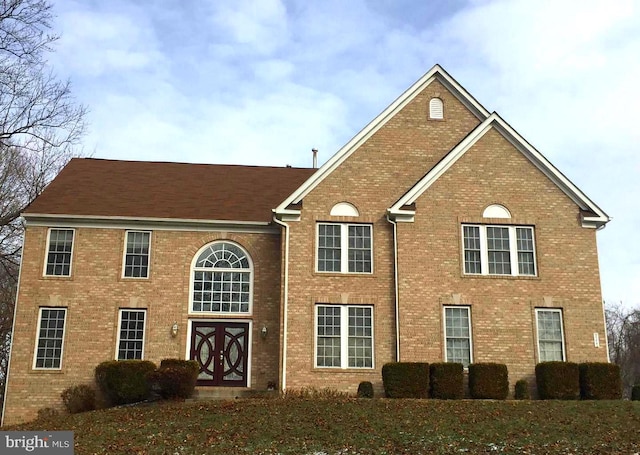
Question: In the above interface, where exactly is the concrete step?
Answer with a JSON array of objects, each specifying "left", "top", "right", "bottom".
[{"left": 188, "top": 387, "right": 279, "bottom": 401}]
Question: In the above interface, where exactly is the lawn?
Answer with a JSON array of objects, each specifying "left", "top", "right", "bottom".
[{"left": 10, "top": 398, "right": 640, "bottom": 454}]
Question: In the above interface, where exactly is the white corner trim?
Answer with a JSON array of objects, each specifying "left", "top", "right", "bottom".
[{"left": 274, "top": 64, "right": 491, "bottom": 217}]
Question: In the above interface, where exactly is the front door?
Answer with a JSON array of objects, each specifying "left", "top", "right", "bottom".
[{"left": 190, "top": 321, "right": 249, "bottom": 386}]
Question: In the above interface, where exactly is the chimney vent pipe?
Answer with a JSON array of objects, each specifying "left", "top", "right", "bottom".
[{"left": 312, "top": 148, "right": 318, "bottom": 168}]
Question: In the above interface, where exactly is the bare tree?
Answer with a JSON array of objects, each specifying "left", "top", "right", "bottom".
[
  {"left": 0, "top": 0, "right": 87, "bottom": 405},
  {"left": 605, "top": 301, "right": 640, "bottom": 398}
]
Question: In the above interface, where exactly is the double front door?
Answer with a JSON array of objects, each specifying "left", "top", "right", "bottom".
[{"left": 190, "top": 321, "right": 249, "bottom": 387}]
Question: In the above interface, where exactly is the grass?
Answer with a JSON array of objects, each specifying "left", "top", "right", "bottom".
[{"left": 9, "top": 397, "right": 640, "bottom": 454}]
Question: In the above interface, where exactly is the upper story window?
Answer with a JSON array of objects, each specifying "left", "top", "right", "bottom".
[
  {"left": 462, "top": 224, "right": 536, "bottom": 276},
  {"left": 44, "top": 229, "right": 74, "bottom": 276},
  {"left": 536, "top": 309, "right": 565, "bottom": 362},
  {"left": 429, "top": 97, "right": 444, "bottom": 119},
  {"left": 33, "top": 307, "right": 67, "bottom": 369},
  {"left": 116, "top": 309, "right": 146, "bottom": 360},
  {"left": 316, "top": 304, "right": 374, "bottom": 368},
  {"left": 444, "top": 306, "right": 472, "bottom": 368},
  {"left": 191, "top": 241, "right": 252, "bottom": 313},
  {"left": 123, "top": 231, "right": 151, "bottom": 278},
  {"left": 317, "top": 223, "right": 372, "bottom": 274}
]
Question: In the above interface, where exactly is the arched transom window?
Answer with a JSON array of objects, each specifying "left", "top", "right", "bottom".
[{"left": 192, "top": 242, "right": 252, "bottom": 313}]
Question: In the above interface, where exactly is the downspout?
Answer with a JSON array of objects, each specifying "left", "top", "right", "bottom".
[
  {"left": 601, "top": 299, "right": 610, "bottom": 363},
  {"left": 273, "top": 215, "right": 290, "bottom": 390},
  {"left": 1, "top": 232, "right": 25, "bottom": 426},
  {"left": 386, "top": 214, "right": 401, "bottom": 362}
]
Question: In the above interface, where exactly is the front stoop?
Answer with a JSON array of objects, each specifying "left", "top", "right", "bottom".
[{"left": 188, "top": 387, "right": 278, "bottom": 401}]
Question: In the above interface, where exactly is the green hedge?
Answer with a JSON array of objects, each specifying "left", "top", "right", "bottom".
[
  {"left": 514, "top": 379, "right": 530, "bottom": 400},
  {"left": 535, "top": 362, "right": 579, "bottom": 400},
  {"left": 95, "top": 360, "right": 157, "bottom": 406},
  {"left": 468, "top": 363, "right": 509, "bottom": 400},
  {"left": 382, "top": 362, "right": 429, "bottom": 398},
  {"left": 430, "top": 363, "right": 464, "bottom": 399},
  {"left": 579, "top": 363, "right": 621, "bottom": 400},
  {"left": 150, "top": 359, "right": 199, "bottom": 399},
  {"left": 357, "top": 381, "right": 374, "bottom": 398}
]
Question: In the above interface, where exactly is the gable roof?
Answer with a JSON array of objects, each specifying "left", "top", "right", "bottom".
[
  {"left": 25, "top": 158, "right": 316, "bottom": 224},
  {"left": 274, "top": 64, "right": 491, "bottom": 220},
  {"left": 387, "top": 113, "right": 610, "bottom": 229}
]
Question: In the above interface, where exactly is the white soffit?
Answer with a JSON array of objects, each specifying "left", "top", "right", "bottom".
[{"left": 274, "top": 64, "right": 491, "bottom": 218}]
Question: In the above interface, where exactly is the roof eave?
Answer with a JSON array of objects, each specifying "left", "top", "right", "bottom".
[{"left": 23, "top": 213, "right": 273, "bottom": 228}]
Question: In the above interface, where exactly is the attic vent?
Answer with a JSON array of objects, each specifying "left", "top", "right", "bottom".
[
  {"left": 330, "top": 202, "right": 359, "bottom": 217},
  {"left": 429, "top": 97, "right": 444, "bottom": 119},
  {"left": 483, "top": 204, "right": 511, "bottom": 219}
]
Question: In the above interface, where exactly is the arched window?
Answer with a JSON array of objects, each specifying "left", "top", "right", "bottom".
[
  {"left": 429, "top": 97, "right": 444, "bottom": 119},
  {"left": 191, "top": 242, "right": 252, "bottom": 313}
]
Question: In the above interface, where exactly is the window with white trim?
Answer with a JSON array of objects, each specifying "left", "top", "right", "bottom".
[
  {"left": 123, "top": 231, "right": 151, "bottom": 278},
  {"left": 117, "top": 309, "right": 146, "bottom": 360},
  {"left": 34, "top": 308, "right": 67, "bottom": 369},
  {"left": 191, "top": 242, "right": 252, "bottom": 313},
  {"left": 317, "top": 223, "right": 372, "bottom": 273},
  {"left": 316, "top": 305, "right": 373, "bottom": 368},
  {"left": 462, "top": 225, "right": 536, "bottom": 276},
  {"left": 45, "top": 229, "right": 74, "bottom": 276},
  {"left": 444, "top": 306, "right": 472, "bottom": 368},
  {"left": 536, "top": 309, "right": 565, "bottom": 362}
]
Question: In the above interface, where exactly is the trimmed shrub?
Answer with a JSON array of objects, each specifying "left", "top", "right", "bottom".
[
  {"left": 36, "top": 407, "right": 59, "bottom": 422},
  {"left": 514, "top": 379, "right": 530, "bottom": 400},
  {"left": 430, "top": 363, "right": 464, "bottom": 399},
  {"left": 468, "top": 363, "right": 509, "bottom": 400},
  {"left": 61, "top": 384, "right": 97, "bottom": 414},
  {"left": 535, "top": 361, "right": 579, "bottom": 400},
  {"left": 357, "top": 381, "right": 374, "bottom": 398},
  {"left": 579, "top": 363, "right": 622, "bottom": 400},
  {"left": 632, "top": 385, "right": 640, "bottom": 401},
  {"left": 382, "top": 362, "right": 429, "bottom": 398},
  {"left": 95, "top": 360, "right": 157, "bottom": 406},
  {"left": 149, "top": 359, "right": 199, "bottom": 399}
]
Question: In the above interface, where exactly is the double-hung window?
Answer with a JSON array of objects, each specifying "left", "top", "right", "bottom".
[
  {"left": 123, "top": 231, "right": 151, "bottom": 278},
  {"left": 45, "top": 229, "right": 74, "bottom": 276},
  {"left": 116, "top": 309, "right": 146, "bottom": 360},
  {"left": 33, "top": 308, "right": 67, "bottom": 369},
  {"left": 316, "top": 305, "right": 373, "bottom": 368},
  {"left": 317, "top": 223, "right": 372, "bottom": 273},
  {"left": 462, "top": 225, "right": 536, "bottom": 276},
  {"left": 536, "top": 309, "right": 565, "bottom": 362},
  {"left": 444, "top": 306, "right": 472, "bottom": 368}
]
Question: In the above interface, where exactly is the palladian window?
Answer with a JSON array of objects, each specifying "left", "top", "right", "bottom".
[{"left": 191, "top": 242, "right": 252, "bottom": 313}]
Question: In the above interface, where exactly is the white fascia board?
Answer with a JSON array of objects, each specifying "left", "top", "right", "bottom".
[
  {"left": 274, "top": 64, "right": 491, "bottom": 217},
  {"left": 388, "top": 113, "right": 611, "bottom": 228},
  {"left": 23, "top": 213, "right": 278, "bottom": 234}
]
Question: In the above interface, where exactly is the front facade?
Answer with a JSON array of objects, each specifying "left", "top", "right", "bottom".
[{"left": 3, "top": 65, "right": 610, "bottom": 425}]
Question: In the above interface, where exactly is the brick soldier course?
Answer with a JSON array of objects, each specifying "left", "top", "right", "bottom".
[{"left": 2, "top": 65, "right": 610, "bottom": 425}]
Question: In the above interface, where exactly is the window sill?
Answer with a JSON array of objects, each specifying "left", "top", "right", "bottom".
[
  {"left": 41, "top": 275, "right": 73, "bottom": 280},
  {"left": 314, "top": 272, "right": 376, "bottom": 278},
  {"left": 30, "top": 369, "right": 65, "bottom": 374},
  {"left": 312, "top": 367, "right": 375, "bottom": 372},
  {"left": 461, "top": 273, "right": 539, "bottom": 280},
  {"left": 188, "top": 312, "right": 252, "bottom": 318}
]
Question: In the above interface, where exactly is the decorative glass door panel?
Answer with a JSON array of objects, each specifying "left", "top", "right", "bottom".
[{"left": 190, "top": 321, "right": 249, "bottom": 386}]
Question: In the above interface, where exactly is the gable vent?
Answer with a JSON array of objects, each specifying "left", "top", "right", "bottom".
[{"left": 429, "top": 97, "right": 444, "bottom": 119}]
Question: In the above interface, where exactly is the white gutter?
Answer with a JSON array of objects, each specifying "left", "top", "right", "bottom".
[
  {"left": 386, "top": 214, "right": 401, "bottom": 362},
  {"left": 1, "top": 235, "right": 24, "bottom": 426},
  {"left": 272, "top": 215, "right": 290, "bottom": 390}
]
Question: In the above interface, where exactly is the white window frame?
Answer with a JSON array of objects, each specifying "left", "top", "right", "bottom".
[
  {"left": 443, "top": 306, "right": 473, "bottom": 368},
  {"left": 115, "top": 309, "right": 147, "bottom": 360},
  {"left": 189, "top": 241, "right": 253, "bottom": 315},
  {"left": 315, "top": 304, "right": 374, "bottom": 369},
  {"left": 43, "top": 228, "right": 75, "bottom": 277},
  {"left": 535, "top": 308, "right": 566, "bottom": 362},
  {"left": 461, "top": 224, "right": 537, "bottom": 277},
  {"left": 122, "top": 230, "right": 152, "bottom": 279},
  {"left": 32, "top": 307, "right": 67, "bottom": 370},
  {"left": 316, "top": 223, "right": 373, "bottom": 274}
]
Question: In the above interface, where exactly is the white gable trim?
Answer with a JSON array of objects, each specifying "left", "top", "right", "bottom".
[
  {"left": 274, "top": 64, "right": 491, "bottom": 219},
  {"left": 388, "top": 113, "right": 610, "bottom": 229}
]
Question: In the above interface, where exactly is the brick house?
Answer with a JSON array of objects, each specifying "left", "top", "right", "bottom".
[{"left": 2, "top": 65, "right": 610, "bottom": 425}]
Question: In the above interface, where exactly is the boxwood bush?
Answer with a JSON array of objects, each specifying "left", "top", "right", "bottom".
[
  {"left": 382, "top": 362, "right": 429, "bottom": 398},
  {"left": 468, "top": 363, "right": 509, "bottom": 399},
  {"left": 149, "top": 359, "right": 199, "bottom": 399},
  {"left": 95, "top": 360, "right": 157, "bottom": 406},
  {"left": 579, "top": 362, "right": 622, "bottom": 400},
  {"left": 535, "top": 361, "right": 579, "bottom": 400},
  {"left": 430, "top": 363, "right": 464, "bottom": 399},
  {"left": 514, "top": 379, "right": 530, "bottom": 400},
  {"left": 357, "top": 381, "right": 374, "bottom": 398},
  {"left": 61, "top": 384, "right": 96, "bottom": 414}
]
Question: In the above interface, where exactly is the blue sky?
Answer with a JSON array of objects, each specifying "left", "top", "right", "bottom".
[{"left": 49, "top": 0, "right": 639, "bottom": 308}]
